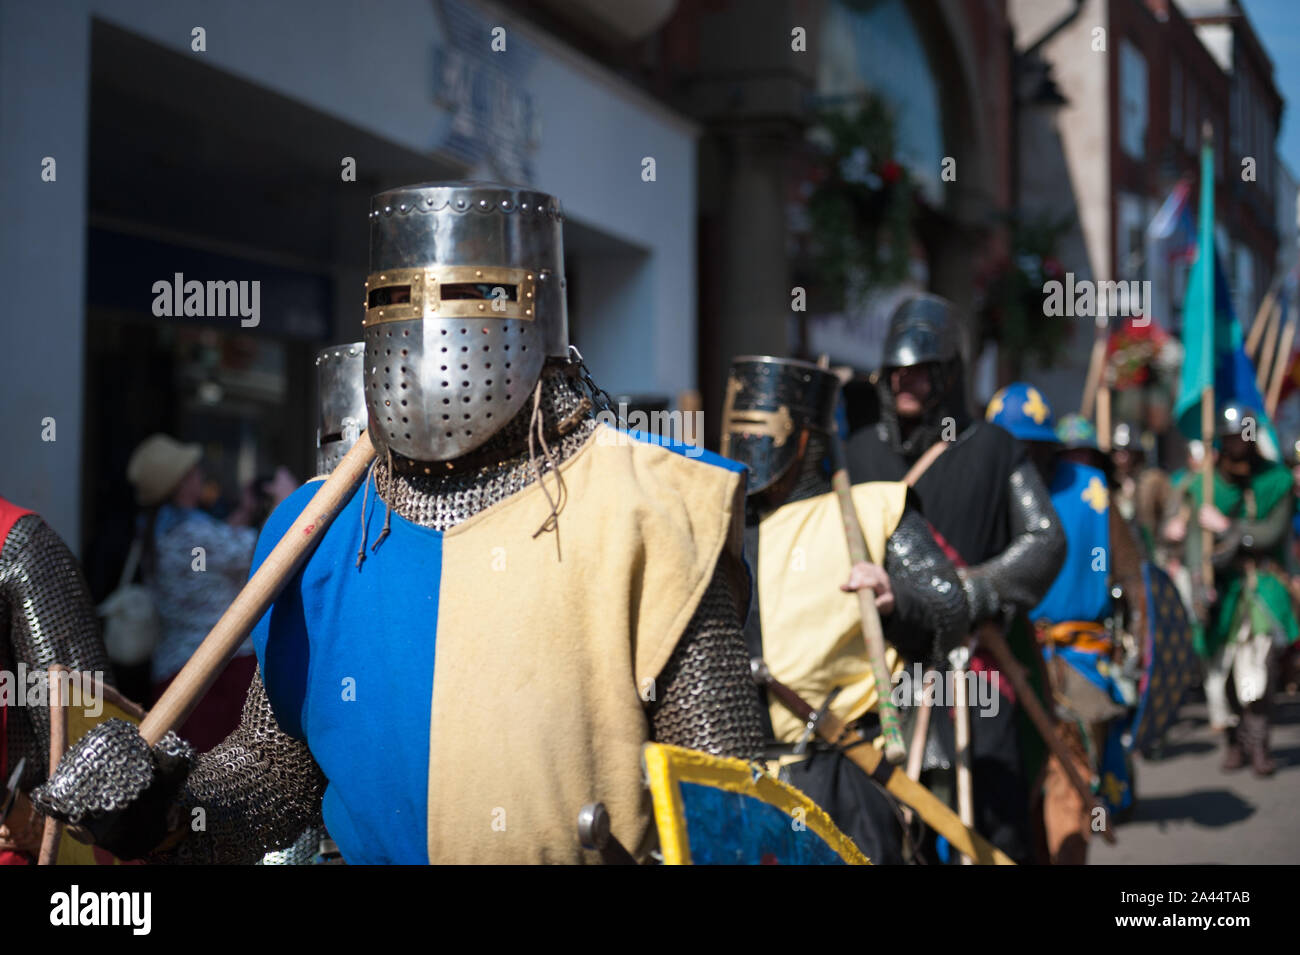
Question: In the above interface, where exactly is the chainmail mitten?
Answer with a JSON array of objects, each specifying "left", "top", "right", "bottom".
[
  {"left": 30, "top": 719, "right": 194, "bottom": 861},
  {"left": 648, "top": 562, "right": 765, "bottom": 760}
]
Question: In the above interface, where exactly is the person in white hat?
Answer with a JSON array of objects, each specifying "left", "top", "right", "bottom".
[{"left": 125, "top": 434, "right": 294, "bottom": 751}]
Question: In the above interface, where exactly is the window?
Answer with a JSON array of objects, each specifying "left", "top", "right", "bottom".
[
  {"left": 817, "top": 0, "right": 946, "bottom": 205},
  {"left": 1117, "top": 193, "right": 1148, "bottom": 281},
  {"left": 1171, "top": 60, "right": 1182, "bottom": 137},
  {"left": 1234, "top": 244, "right": 1255, "bottom": 324},
  {"left": 1120, "top": 39, "right": 1148, "bottom": 160},
  {"left": 1231, "top": 75, "right": 1242, "bottom": 157}
]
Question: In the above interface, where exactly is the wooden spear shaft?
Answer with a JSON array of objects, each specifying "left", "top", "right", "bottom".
[
  {"left": 1080, "top": 318, "right": 1110, "bottom": 419},
  {"left": 139, "top": 433, "right": 376, "bottom": 746},
  {"left": 816, "top": 353, "right": 905, "bottom": 763},
  {"left": 901, "top": 670, "right": 936, "bottom": 829},
  {"left": 1266, "top": 300, "right": 1297, "bottom": 417},
  {"left": 758, "top": 665, "right": 1015, "bottom": 863},
  {"left": 1245, "top": 277, "right": 1283, "bottom": 360},
  {"left": 829, "top": 463, "right": 907, "bottom": 763},
  {"left": 976, "top": 624, "right": 1117, "bottom": 844},
  {"left": 1200, "top": 387, "right": 1215, "bottom": 596},
  {"left": 951, "top": 650, "right": 975, "bottom": 864},
  {"left": 1097, "top": 386, "right": 1112, "bottom": 453},
  {"left": 1256, "top": 299, "right": 1282, "bottom": 393},
  {"left": 37, "top": 666, "right": 68, "bottom": 865}
]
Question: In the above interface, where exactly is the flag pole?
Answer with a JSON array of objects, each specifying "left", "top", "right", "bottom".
[
  {"left": 1080, "top": 314, "right": 1109, "bottom": 418},
  {"left": 1201, "top": 384, "right": 1214, "bottom": 589},
  {"left": 1266, "top": 296, "right": 1297, "bottom": 417},
  {"left": 1198, "top": 122, "right": 1215, "bottom": 594},
  {"left": 1256, "top": 297, "right": 1282, "bottom": 392},
  {"left": 1097, "top": 384, "right": 1112, "bottom": 452},
  {"left": 1245, "top": 274, "right": 1285, "bottom": 360}
]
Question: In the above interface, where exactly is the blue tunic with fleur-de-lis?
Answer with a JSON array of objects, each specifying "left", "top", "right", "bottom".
[{"left": 1030, "top": 459, "right": 1111, "bottom": 625}]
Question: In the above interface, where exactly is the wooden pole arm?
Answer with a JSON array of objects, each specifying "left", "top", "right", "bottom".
[
  {"left": 752, "top": 659, "right": 1015, "bottom": 864},
  {"left": 975, "top": 624, "right": 1117, "bottom": 845},
  {"left": 829, "top": 467, "right": 907, "bottom": 763},
  {"left": 139, "top": 433, "right": 376, "bottom": 746}
]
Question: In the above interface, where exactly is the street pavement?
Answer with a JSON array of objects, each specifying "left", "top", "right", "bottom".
[{"left": 1091, "top": 689, "right": 1300, "bottom": 864}]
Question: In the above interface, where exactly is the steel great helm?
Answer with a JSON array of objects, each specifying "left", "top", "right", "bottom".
[
  {"left": 721, "top": 356, "right": 841, "bottom": 494},
  {"left": 363, "top": 182, "right": 569, "bottom": 462},
  {"left": 316, "top": 342, "right": 366, "bottom": 475}
]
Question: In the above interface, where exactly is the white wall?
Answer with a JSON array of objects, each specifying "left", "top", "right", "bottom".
[{"left": 0, "top": 2, "right": 91, "bottom": 546}]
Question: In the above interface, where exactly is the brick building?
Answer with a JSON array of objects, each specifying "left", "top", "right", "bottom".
[{"left": 1010, "top": 0, "right": 1283, "bottom": 418}]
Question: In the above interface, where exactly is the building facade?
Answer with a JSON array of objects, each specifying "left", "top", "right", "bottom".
[
  {"left": 1010, "top": 0, "right": 1283, "bottom": 419},
  {"left": 0, "top": 0, "right": 699, "bottom": 567}
]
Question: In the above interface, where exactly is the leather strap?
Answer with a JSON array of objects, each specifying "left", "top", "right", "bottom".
[{"left": 903, "top": 441, "right": 949, "bottom": 487}]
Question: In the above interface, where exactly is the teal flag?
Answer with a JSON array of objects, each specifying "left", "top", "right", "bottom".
[{"left": 1173, "top": 140, "right": 1279, "bottom": 459}]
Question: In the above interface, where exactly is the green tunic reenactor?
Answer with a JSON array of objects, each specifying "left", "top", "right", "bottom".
[{"left": 1167, "top": 404, "right": 1297, "bottom": 776}]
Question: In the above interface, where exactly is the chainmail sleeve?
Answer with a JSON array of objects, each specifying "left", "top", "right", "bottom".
[
  {"left": 647, "top": 560, "right": 765, "bottom": 761},
  {"left": 962, "top": 462, "right": 1067, "bottom": 621},
  {"left": 154, "top": 670, "right": 326, "bottom": 865},
  {"left": 1, "top": 514, "right": 113, "bottom": 790},
  {"left": 881, "top": 505, "right": 968, "bottom": 664}
]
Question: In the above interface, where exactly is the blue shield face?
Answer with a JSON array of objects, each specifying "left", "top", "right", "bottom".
[{"left": 1131, "top": 562, "right": 1197, "bottom": 752}]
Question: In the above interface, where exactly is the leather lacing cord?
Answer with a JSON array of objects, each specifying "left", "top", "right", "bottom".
[
  {"left": 528, "top": 377, "right": 567, "bottom": 541},
  {"left": 356, "top": 446, "right": 395, "bottom": 569},
  {"left": 355, "top": 382, "right": 577, "bottom": 565}
]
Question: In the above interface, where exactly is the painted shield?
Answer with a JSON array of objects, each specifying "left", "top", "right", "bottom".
[
  {"left": 49, "top": 672, "right": 148, "bottom": 866},
  {"left": 643, "top": 743, "right": 869, "bottom": 865},
  {"left": 1131, "top": 562, "right": 1197, "bottom": 752}
]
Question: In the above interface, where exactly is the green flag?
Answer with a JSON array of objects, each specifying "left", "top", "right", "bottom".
[{"left": 1173, "top": 138, "right": 1280, "bottom": 459}]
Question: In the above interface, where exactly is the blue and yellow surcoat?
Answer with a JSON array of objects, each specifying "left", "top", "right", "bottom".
[
  {"left": 248, "top": 425, "right": 746, "bottom": 864},
  {"left": 1031, "top": 460, "right": 1112, "bottom": 627}
]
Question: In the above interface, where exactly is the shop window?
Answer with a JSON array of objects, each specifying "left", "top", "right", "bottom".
[{"left": 1120, "top": 39, "right": 1148, "bottom": 160}]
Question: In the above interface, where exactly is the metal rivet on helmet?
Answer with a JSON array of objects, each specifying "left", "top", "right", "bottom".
[{"left": 362, "top": 182, "right": 569, "bottom": 463}]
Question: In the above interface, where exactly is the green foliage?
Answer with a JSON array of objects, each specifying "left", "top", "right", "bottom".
[
  {"left": 975, "top": 213, "right": 1075, "bottom": 373},
  {"left": 806, "top": 96, "right": 914, "bottom": 307}
]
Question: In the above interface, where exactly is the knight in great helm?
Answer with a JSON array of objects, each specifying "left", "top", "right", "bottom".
[
  {"left": 845, "top": 294, "right": 1066, "bottom": 863},
  {"left": 35, "top": 182, "right": 765, "bottom": 864},
  {"left": 313, "top": 342, "right": 367, "bottom": 479},
  {"left": 722, "top": 355, "right": 967, "bottom": 863},
  {"left": 258, "top": 341, "right": 369, "bottom": 867}
]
